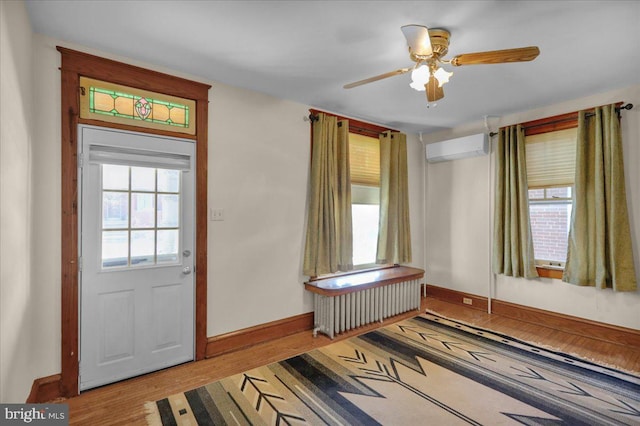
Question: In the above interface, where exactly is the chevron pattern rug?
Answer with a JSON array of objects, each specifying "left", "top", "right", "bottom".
[{"left": 146, "top": 313, "right": 640, "bottom": 425}]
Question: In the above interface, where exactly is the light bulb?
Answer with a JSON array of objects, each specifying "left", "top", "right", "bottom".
[
  {"left": 409, "top": 65, "right": 429, "bottom": 91},
  {"left": 434, "top": 67, "right": 453, "bottom": 87}
]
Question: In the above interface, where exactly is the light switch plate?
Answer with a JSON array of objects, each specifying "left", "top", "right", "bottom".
[{"left": 210, "top": 208, "right": 224, "bottom": 221}]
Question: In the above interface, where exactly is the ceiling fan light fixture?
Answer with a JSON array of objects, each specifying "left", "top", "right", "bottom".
[{"left": 410, "top": 65, "right": 452, "bottom": 92}]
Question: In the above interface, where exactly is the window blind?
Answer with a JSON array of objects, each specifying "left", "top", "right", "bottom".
[
  {"left": 349, "top": 133, "right": 380, "bottom": 187},
  {"left": 525, "top": 128, "right": 577, "bottom": 188},
  {"left": 88, "top": 144, "right": 192, "bottom": 170}
]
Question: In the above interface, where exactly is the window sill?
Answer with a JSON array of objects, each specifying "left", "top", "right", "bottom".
[
  {"left": 304, "top": 265, "right": 424, "bottom": 296},
  {"left": 310, "top": 264, "right": 392, "bottom": 282},
  {"left": 536, "top": 266, "right": 564, "bottom": 279}
]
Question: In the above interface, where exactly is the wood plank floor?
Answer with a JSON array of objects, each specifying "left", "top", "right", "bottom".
[{"left": 63, "top": 297, "right": 640, "bottom": 425}]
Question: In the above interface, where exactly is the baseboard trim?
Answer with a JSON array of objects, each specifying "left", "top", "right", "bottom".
[
  {"left": 205, "top": 312, "right": 315, "bottom": 358},
  {"left": 491, "top": 299, "right": 640, "bottom": 347},
  {"left": 27, "top": 374, "right": 62, "bottom": 403},
  {"left": 28, "top": 313, "right": 314, "bottom": 402},
  {"left": 30, "top": 290, "right": 638, "bottom": 401},
  {"left": 425, "top": 285, "right": 488, "bottom": 312},
  {"left": 426, "top": 284, "right": 640, "bottom": 347}
]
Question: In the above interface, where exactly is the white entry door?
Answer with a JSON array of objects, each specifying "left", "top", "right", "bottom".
[{"left": 79, "top": 125, "right": 195, "bottom": 391}]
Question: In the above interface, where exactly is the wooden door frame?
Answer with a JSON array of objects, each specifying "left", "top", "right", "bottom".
[{"left": 58, "top": 47, "right": 210, "bottom": 397}]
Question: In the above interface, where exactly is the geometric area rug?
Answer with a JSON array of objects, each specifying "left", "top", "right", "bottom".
[{"left": 146, "top": 313, "right": 640, "bottom": 425}]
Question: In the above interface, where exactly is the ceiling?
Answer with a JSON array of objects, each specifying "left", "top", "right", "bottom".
[{"left": 25, "top": 1, "right": 640, "bottom": 134}]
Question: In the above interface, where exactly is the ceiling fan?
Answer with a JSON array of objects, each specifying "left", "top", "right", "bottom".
[{"left": 344, "top": 25, "right": 540, "bottom": 103}]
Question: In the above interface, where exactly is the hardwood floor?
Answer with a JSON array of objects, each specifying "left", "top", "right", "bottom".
[{"left": 62, "top": 297, "right": 640, "bottom": 425}]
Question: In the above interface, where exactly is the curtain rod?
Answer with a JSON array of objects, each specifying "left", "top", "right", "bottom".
[
  {"left": 306, "top": 110, "right": 398, "bottom": 138},
  {"left": 307, "top": 114, "right": 397, "bottom": 137},
  {"left": 488, "top": 103, "right": 633, "bottom": 137}
]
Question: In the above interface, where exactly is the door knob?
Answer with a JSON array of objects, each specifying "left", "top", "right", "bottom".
[{"left": 182, "top": 266, "right": 192, "bottom": 275}]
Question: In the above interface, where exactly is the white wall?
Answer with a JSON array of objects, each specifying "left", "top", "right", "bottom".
[
  {"left": 206, "top": 84, "right": 312, "bottom": 335},
  {"left": 425, "top": 85, "right": 640, "bottom": 330},
  {"left": 0, "top": 0, "right": 34, "bottom": 403},
  {"left": 407, "top": 133, "right": 426, "bottom": 278},
  {"left": 426, "top": 155, "right": 491, "bottom": 295},
  {"left": 2, "top": 14, "right": 425, "bottom": 400},
  {"left": 208, "top": 95, "right": 425, "bottom": 335}
]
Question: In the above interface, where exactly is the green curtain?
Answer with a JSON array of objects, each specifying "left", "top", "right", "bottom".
[
  {"left": 563, "top": 105, "right": 637, "bottom": 291},
  {"left": 376, "top": 131, "right": 412, "bottom": 265},
  {"left": 303, "top": 113, "right": 353, "bottom": 276},
  {"left": 493, "top": 125, "right": 538, "bottom": 278}
]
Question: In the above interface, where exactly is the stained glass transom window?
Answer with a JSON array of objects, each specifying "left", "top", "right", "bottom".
[{"left": 80, "top": 77, "right": 196, "bottom": 135}]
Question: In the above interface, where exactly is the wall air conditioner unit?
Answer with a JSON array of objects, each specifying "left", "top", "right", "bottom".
[{"left": 425, "top": 133, "right": 488, "bottom": 163}]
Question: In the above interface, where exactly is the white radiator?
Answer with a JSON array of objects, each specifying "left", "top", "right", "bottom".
[{"left": 312, "top": 278, "right": 421, "bottom": 338}]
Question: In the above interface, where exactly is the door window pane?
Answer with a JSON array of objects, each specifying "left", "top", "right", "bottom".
[
  {"left": 158, "top": 169, "right": 180, "bottom": 193},
  {"left": 102, "top": 164, "right": 129, "bottom": 190},
  {"left": 131, "top": 167, "right": 156, "bottom": 192},
  {"left": 131, "top": 230, "right": 155, "bottom": 267},
  {"left": 103, "top": 192, "right": 129, "bottom": 229},
  {"left": 102, "top": 231, "right": 128, "bottom": 268},
  {"left": 131, "top": 193, "right": 155, "bottom": 228},
  {"left": 157, "top": 230, "right": 179, "bottom": 264},
  {"left": 157, "top": 194, "right": 179, "bottom": 228}
]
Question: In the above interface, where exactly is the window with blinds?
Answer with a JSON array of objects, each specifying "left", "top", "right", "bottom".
[
  {"left": 308, "top": 110, "right": 390, "bottom": 270},
  {"left": 525, "top": 127, "right": 577, "bottom": 267}
]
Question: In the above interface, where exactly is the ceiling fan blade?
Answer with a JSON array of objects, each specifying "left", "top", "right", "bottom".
[
  {"left": 343, "top": 68, "right": 411, "bottom": 89},
  {"left": 450, "top": 46, "right": 540, "bottom": 66},
  {"left": 425, "top": 75, "right": 444, "bottom": 102},
  {"left": 401, "top": 25, "right": 433, "bottom": 57}
]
